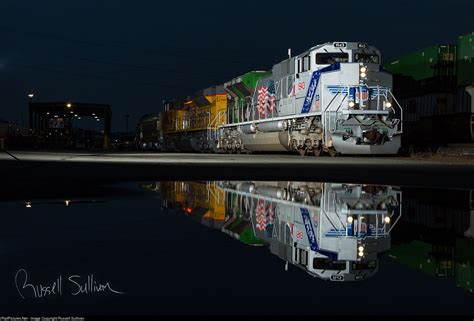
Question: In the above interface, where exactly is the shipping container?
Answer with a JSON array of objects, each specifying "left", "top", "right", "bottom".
[
  {"left": 385, "top": 45, "right": 456, "bottom": 81},
  {"left": 457, "top": 32, "right": 474, "bottom": 86}
]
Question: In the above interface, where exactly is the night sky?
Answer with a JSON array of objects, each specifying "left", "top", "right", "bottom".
[{"left": 0, "top": 0, "right": 472, "bottom": 131}]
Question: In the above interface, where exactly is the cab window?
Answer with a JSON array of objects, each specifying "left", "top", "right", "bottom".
[
  {"left": 298, "top": 54, "right": 311, "bottom": 73},
  {"left": 316, "top": 52, "right": 349, "bottom": 65},
  {"left": 354, "top": 53, "right": 380, "bottom": 64}
]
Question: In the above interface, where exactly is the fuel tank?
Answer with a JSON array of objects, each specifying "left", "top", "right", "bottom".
[{"left": 241, "top": 131, "right": 291, "bottom": 152}]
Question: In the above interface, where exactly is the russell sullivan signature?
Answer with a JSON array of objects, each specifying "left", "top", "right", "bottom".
[{"left": 15, "top": 268, "right": 125, "bottom": 299}]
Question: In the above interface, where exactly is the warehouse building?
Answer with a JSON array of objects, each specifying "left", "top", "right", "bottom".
[{"left": 28, "top": 102, "right": 112, "bottom": 149}]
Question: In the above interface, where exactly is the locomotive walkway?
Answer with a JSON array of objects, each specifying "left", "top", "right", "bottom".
[{"left": 1, "top": 151, "right": 474, "bottom": 189}]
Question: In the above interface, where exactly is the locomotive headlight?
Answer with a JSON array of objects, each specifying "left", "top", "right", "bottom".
[
  {"left": 360, "top": 67, "right": 367, "bottom": 73},
  {"left": 360, "top": 72, "right": 367, "bottom": 78},
  {"left": 358, "top": 251, "right": 364, "bottom": 257},
  {"left": 358, "top": 246, "right": 365, "bottom": 252},
  {"left": 384, "top": 216, "right": 391, "bottom": 224},
  {"left": 348, "top": 101, "right": 355, "bottom": 108},
  {"left": 347, "top": 216, "right": 354, "bottom": 223},
  {"left": 385, "top": 101, "right": 392, "bottom": 108}
]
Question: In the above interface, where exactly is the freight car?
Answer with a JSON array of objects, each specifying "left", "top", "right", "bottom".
[
  {"left": 148, "top": 41, "right": 403, "bottom": 156},
  {"left": 399, "top": 87, "right": 474, "bottom": 147},
  {"left": 389, "top": 188, "right": 474, "bottom": 292},
  {"left": 384, "top": 32, "right": 474, "bottom": 151},
  {"left": 136, "top": 113, "right": 161, "bottom": 150}
]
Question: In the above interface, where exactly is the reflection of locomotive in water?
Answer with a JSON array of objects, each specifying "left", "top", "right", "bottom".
[
  {"left": 157, "top": 181, "right": 226, "bottom": 229},
  {"left": 151, "top": 181, "right": 402, "bottom": 281},
  {"left": 138, "top": 42, "right": 403, "bottom": 156}
]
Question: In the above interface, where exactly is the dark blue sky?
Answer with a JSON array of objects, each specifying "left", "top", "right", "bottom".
[{"left": 0, "top": 0, "right": 472, "bottom": 131}]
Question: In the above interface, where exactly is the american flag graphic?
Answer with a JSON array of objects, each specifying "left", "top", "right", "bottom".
[
  {"left": 256, "top": 80, "right": 277, "bottom": 117},
  {"left": 255, "top": 199, "right": 267, "bottom": 231},
  {"left": 356, "top": 87, "right": 369, "bottom": 102},
  {"left": 355, "top": 221, "right": 368, "bottom": 236},
  {"left": 255, "top": 199, "right": 275, "bottom": 232},
  {"left": 295, "top": 230, "right": 304, "bottom": 240}
]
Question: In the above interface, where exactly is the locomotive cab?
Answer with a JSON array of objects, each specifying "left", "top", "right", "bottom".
[{"left": 296, "top": 42, "right": 381, "bottom": 71}]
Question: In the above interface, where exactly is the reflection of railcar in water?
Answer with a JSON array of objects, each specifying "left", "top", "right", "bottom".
[
  {"left": 157, "top": 181, "right": 226, "bottom": 229},
  {"left": 389, "top": 189, "right": 474, "bottom": 292},
  {"left": 140, "top": 42, "right": 403, "bottom": 156},
  {"left": 152, "top": 181, "right": 402, "bottom": 282}
]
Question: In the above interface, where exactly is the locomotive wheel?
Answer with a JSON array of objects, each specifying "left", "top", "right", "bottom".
[
  {"left": 313, "top": 148, "right": 322, "bottom": 157},
  {"left": 328, "top": 147, "right": 338, "bottom": 157}
]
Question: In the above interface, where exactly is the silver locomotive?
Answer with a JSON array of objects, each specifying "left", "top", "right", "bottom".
[{"left": 219, "top": 42, "right": 403, "bottom": 156}]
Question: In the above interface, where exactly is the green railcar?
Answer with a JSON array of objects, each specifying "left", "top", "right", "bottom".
[
  {"left": 385, "top": 44, "right": 457, "bottom": 81},
  {"left": 224, "top": 71, "right": 271, "bottom": 123}
]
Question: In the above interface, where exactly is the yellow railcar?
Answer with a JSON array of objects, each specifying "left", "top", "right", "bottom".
[{"left": 161, "top": 86, "right": 227, "bottom": 151}]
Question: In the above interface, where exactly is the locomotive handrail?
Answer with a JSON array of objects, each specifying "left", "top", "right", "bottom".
[
  {"left": 323, "top": 188, "right": 347, "bottom": 234},
  {"left": 388, "top": 194, "right": 402, "bottom": 234},
  {"left": 322, "top": 92, "right": 341, "bottom": 143},
  {"left": 388, "top": 90, "right": 404, "bottom": 134}
]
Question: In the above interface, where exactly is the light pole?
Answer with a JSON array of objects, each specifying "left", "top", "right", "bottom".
[{"left": 27, "top": 93, "right": 34, "bottom": 129}]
